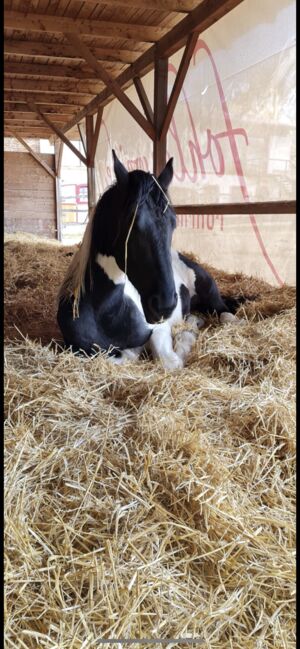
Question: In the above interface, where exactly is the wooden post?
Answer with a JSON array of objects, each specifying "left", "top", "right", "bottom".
[
  {"left": 153, "top": 57, "right": 168, "bottom": 176},
  {"left": 86, "top": 114, "right": 97, "bottom": 216},
  {"left": 54, "top": 141, "right": 63, "bottom": 241}
]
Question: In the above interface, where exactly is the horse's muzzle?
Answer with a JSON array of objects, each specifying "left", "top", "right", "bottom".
[{"left": 146, "top": 292, "right": 178, "bottom": 324}]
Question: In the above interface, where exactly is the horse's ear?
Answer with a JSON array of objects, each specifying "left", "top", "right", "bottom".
[
  {"left": 157, "top": 157, "right": 173, "bottom": 189},
  {"left": 112, "top": 150, "right": 128, "bottom": 186}
]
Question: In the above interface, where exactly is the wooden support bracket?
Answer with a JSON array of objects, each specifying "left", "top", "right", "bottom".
[
  {"left": 65, "top": 33, "right": 155, "bottom": 141},
  {"left": 160, "top": 31, "right": 199, "bottom": 139},
  {"left": 27, "top": 100, "right": 87, "bottom": 165},
  {"left": 8, "top": 129, "right": 56, "bottom": 179}
]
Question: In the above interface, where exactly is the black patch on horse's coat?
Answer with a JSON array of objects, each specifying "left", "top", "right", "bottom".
[
  {"left": 178, "top": 253, "right": 250, "bottom": 315},
  {"left": 179, "top": 283, "right": 191, "bottom": 317}
]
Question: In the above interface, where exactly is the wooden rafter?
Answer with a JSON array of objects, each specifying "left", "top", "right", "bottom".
[
  {"left": 5, "top": 93, "right": 92, "bottom": 107},
  {"left": 4, "top": 112, "right": 75, "bottom": 123},
  {"left": 4, "top": 11, "right": 167, "bottom": 42},
  {"left": 58, "top": 0, "right": 244, "bottom": 136},
  {"left": 27, "top": 101, "right": 87, "bottom": 166},
  {"left": 75, "top": 0, "right": 197, "bottom": 10},
  {"left": 4, "top": 61, "right": 104, "bottom": 80},
  {"left": 65, "top": 33, "right": 155, "bottom": 140},
  {"left": 7, "top": 130, "right": 56, "bottom": 179},
  {"left": 4, "top": 39, "right": 140, "bottom": 64},
  {"left": 4, "top": 103, "right": 77, "bottom": 116},
  {"left": 4, "top": 78, "right": 103, "bottom": 95}
]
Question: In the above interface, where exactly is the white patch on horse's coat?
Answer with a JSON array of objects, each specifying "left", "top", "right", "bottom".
[
  {"left": 171, "top": 249, "right": 196, "bottom": 298},
  {"left": 96, "top": 253, "right": 149, "bottom": 323},
  {"left": 96, "top": 254, "right": 125, "bottom": 285}
]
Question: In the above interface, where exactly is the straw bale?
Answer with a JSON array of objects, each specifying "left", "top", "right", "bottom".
[{"left": 4, "top": 234, "right": 295, "bottom": 648}]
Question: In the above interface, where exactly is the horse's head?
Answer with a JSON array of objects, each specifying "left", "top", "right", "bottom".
[{"left": 112, "top": 151, "right": 178, "bottom": 324}]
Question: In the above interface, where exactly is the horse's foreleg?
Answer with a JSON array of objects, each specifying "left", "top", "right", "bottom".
[
  {"left": 148, "top": 323, "right": 183, "bottom": 370},
  {"left": 173, "top": 314, "right": 203, "bottom": 363}
]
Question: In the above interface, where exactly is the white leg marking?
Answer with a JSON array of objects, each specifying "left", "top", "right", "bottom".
[{"left": 148, "top": 322, "right": 183, "bottom": 370}]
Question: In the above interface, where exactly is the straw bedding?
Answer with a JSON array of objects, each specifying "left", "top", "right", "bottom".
[{"left": 4, "top": 234, "right": 296, "bottom": 648}]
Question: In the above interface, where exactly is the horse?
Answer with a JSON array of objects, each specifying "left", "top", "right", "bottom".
[{"left": 57, "top": 150, "right": 244, "bottom": 370}]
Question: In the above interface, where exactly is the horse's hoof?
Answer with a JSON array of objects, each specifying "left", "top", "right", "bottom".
[
  {"left": 160, "top": 352, "right": 184, "bottom": 370},
  {"left": 174, "top": 330, "right": 197, "bottom": 362},
  {"left": 186, "top": 314, "right": 205, "bottom": 330},
  {"left": 220, "top": 312, "right": 246, "bottom": 325}
]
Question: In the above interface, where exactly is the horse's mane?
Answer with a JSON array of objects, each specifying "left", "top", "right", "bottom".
[
  {"left": 57, "top": 204, "right": 97, "bottom": 313},
  {"left": 57, "top": 170, "right": 160, "bottom": 317}
]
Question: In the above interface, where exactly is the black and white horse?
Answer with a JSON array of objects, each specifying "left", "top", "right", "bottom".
[{"left": 57, "top": 151, "right": 243, "bottom": 369}]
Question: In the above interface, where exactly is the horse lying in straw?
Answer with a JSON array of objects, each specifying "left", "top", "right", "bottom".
[{"left": 57, "top": 151, "right": 244, "bottom": 369}]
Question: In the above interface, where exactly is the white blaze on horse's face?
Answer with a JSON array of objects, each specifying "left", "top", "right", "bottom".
[{"left": 112, "top": 152, "right": 178, "bottom": 325}]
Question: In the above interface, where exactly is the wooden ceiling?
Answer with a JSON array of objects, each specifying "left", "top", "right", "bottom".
[{"left": 4, "top": 0, "right": 243, "bottom": 142}]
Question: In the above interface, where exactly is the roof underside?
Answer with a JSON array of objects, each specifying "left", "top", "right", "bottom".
[{"left": 4, "top": 0, "right": 243, "bottom": 141}]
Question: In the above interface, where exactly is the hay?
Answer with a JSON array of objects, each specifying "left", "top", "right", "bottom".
[{"left": 4, "top": 234, "right": 296, "bottom": 648}]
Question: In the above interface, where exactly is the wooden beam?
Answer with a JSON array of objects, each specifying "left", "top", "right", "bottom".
[
  {"left": 133, "top": 77, "right": 154, "bottom": 124},
  {"left": 5, "top": 131, "right": 53, "bottom": 139},
  {"left": 5, "top": 92, "right": 92, "bottom": 107},
  {"left": 4, "top": 61, "right": 104, "bottom": 80},
  {"left": 4, "top": 39, "right": 139, "bottom": 64},
  {"left": 27, "top": 102, "right": 87, "bottom": 165},
  {"left": 74, "top": 0, "right": 196, "bottom": 10},
  {"left": 77, "top": 123, "right": 87, "bottom": 157},
  {"left": 4, "top": 77, "right": 103, "bottom": 95},
  {"left": 153, "top": 58, "right": 168, "bottom": 175},
  {"left": 58, "top": 0, "right": 244, "bottom": 135},
  {"left": 89, "top": 108, "right": 103, "bottom": 165},
  {"left": 55, "top": 141, "right": 63, "bottom": 178},
  {"left": 4, "top": 112, "right": 73, "bottom": 122},
  {"left": 4, "top": 103, "right": 77, "bottom": 116},
  {"left": 4, "top": 120, "right": 65, "bottom": 129},
  {"left": 55, "top": 177, "right": 62, "bottom": 241},
  {"left": 4, "top": 11, "right": 167, "bottom": 42},
  {"left": 160, "top": 31, "right": 199, "bottom": 138},
  {"left": 65, "top": 33, "right": 155, "bottom": 140},
  {"left": 174, "top": 201, "right": 297, "bottom": 215},
  {"left": 86, "top": 114, "right": 97, "bottom": 212},
  {"left": 7, "top": 130, "right": 56, "bottom": 179}
]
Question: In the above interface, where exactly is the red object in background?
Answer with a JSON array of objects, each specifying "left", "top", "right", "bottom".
[
  {"left": 61, "top": 183, "right": 88, "bottom": 204},
  {"left": 75, "top": 184, "right": 88, "bottom": 204}
]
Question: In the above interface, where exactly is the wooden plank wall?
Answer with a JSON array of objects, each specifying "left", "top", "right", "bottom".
[{"left": 4, "top": 151, "right": 56, "bottom": 239}]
